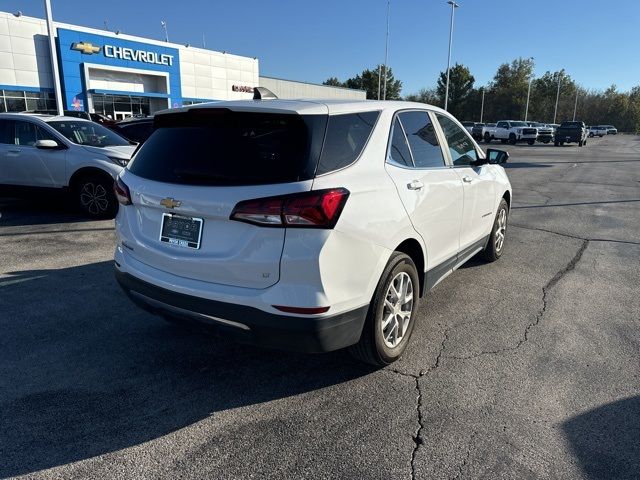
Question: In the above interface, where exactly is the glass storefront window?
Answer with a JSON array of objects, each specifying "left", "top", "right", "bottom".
[{"left": 0, "top": 89, "right": 57, "bottom": 113}]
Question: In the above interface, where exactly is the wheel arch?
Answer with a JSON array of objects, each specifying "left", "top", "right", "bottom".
[
  {"left": 394, "top": 238, "right": 426, "bottom": 298},
  {"left": 502, "top": 190, "right": 511, "bottom": 209},
  {"left": 69, "top": 167, "right": 115, "bottom": 191}
]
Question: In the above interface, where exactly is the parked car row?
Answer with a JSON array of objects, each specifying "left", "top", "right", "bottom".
[{"left": 469, "top": 119, "right": 592, "bottom": 146}]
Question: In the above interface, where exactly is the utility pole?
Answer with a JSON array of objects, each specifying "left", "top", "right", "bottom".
[
  {"left": 382, "top": 0, "right": 390, "bottom": 100},
  {"left": 44, "top": 0, "right": 64, "bottom": 115},
  {"left": 377, "top": 64, "right": 382, "bottom": 100},
  {"left": 444, "top": 0, "right": 459, "bottom": 111},
  {"left": 553, "top": 69, "right": 564, "bottom": 124},
  {"left": 480, "top": 88, "right": 485, "bottom": 123},
  {"left": 524, "top": 57, "right": 534, "bottom": 121},
  {"left": 202, "top": 33, "right": 206, "bottom": 49},
  {"left": 573, "top": 91, "right": 579, "bottom": 121}
]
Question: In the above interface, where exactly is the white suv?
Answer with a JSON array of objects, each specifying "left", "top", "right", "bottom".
[
  {"left": 114, "top": 99, "right": 512, "bottom": 365},
  {"left": 0, "top": 113, "right": 136, "bottom": 217}
]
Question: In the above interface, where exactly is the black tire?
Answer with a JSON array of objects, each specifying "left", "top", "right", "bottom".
[
  {"left": 74, "top": 174, "right": 118, "bottom": 219},
  {"left": 554, "top": 140, "right": 560, "bottom": 146},
  {"left": 508, "top": 133, "right": 517, "bottom": 145},
  {"left": 500, "top": 139, "right": 507, "bottom": 144},
  {"left": 578, "top": 140, "right": 583, "bottom": 147},
  {"left": 484, "top": 133, "right": 492, "bottom": 143},
  {"left": 588, "top": 133, "right": 594, "bottom": 137},
  {"left": 583, "top": 138, "right": 587, "bottom": 146},
  {"left": 527, "top": 139, "right": 535, "bottom": 145},
  {"left": 542, "top": 139, "right": 550, "bottom": 144},
  {"left": 560, "top": 141, "right": 565, "bottom": 146},
  {"left": 481, "top": 199, "right": 509, "bottom": 262},
  {"left": 349, "top": 252, "right": 420, "bottom": 366}
]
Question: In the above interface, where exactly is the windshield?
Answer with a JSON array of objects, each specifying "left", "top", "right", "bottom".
[
  {"left": 511, "top": 121, "right": 527, "bottom": 127},
  {"left": 47, "top": 120, "right": 130, "bottom": 147}
]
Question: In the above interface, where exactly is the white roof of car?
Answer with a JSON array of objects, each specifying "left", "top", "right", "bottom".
[
  {"left": 158, "top": 99, "right": 448, "bottom": 116},
  {"left": 0, "top": 112, "right": 92, "bottom": 123}
]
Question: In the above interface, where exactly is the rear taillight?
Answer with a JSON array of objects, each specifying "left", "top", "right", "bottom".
[
  {"left": 114, "top": 177, "right": 132, "bottom": 205},
  {"left": 230, "top": 188, "right": 349, "bottom": 228}
]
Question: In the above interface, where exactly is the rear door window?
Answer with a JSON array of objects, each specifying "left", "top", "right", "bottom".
[
  {"left": 398, "top": 111, "right": 445, "bottom": 168},
  {"left": 315, "top": 111, "right": 379, "bottom": 175},
  {"left": 129, "top": 110, "right": 327, "bottom": 186},
  {"left": 0, "top": 120, "right": 15, "bottom": 144}
]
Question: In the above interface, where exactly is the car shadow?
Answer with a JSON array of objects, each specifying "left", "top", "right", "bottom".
[
  {"left": 0, "top": 261, "right": 374, "bottom": 477},
  {"left": 0, "top": 196, "right": 97, "bottom": 227},
  {"left": 562, "top": 396, "right": 640, "bottom": 479}
]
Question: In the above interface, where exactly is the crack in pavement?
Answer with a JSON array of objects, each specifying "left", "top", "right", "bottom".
[
  {"left": 448, "top": 238, "right": 589, "bottom": 360},
  {"left": 452, "top": 432, "right": 477, "bottom": 480},
  {"left": 410, "top": 376, "right": 425, "bottom": 480},
  {"left": 511, "top": 224, "right": 640, "bottom": 246}
]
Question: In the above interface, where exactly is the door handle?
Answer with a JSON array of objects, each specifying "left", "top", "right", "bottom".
[
  {"left": 462, "top": 176, "right": 473, "bottom": 183},
  {"left": 407, "top": 180, "right": 424, "bottom": 190}
]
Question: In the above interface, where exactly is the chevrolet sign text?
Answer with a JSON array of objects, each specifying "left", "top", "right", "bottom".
[{"left": 104, "top": 45, "right": 174, "bottom": 66}]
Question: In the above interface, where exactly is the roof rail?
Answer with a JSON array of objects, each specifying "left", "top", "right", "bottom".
[{"left": 253, "top": 87, "right": 278, "bottom": 100}]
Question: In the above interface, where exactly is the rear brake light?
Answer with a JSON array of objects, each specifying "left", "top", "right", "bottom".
[
  {"left": 114, "top": 177, "right": 132, "bottom": 205},
  {"left": 230, "top": 188, "right": 349, "bottom": 228}
]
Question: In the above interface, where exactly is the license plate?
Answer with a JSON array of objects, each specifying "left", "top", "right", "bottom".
[{"left": 160, "top": 213, "right": 203, "bottom": 249}]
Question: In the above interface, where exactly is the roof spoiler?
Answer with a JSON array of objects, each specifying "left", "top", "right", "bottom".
[{"left": 253, "top": 87, "right": 278, "bottom": 100}]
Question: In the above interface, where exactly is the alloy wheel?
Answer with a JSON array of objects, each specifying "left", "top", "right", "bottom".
[
  {"left": 381, "top": 272, "right": 414, "bottom": 348},
  {"left": 495, "top": 208, "right": 507, "bottom": 252},
  {"left": 80, "top": 182, "right": 109, "bottom": 215}
]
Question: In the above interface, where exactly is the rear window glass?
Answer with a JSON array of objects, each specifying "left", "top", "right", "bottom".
[
  {"left": 315, "top": 111, "right": 379, "bottom": 175},
  {"left": 129, "top": 110, "right": 327, "bottom": 186}
]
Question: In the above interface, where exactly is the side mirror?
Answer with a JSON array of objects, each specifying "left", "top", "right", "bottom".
[
  {"left": 487, "top": 148, "right": 509, "bottom": 164},
  {"left": 35, "top": 139, "right": 60, "bottom": 149}
]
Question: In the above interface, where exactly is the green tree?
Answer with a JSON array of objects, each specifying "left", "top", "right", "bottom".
[
  {"left": 405, "top": 87, "right": 440, "bottom": 106},
  {"left": 435, "top": 63, "right": 475, "bottom": 119},
  {"left": 322, "top": 77, "right": 343, "bottom": 87},
  {"left": 324, "top": 65, "right": 403, "bottom": 100},
  {"left": 485, "top": 57, "right": 535, "bottom": 121}
]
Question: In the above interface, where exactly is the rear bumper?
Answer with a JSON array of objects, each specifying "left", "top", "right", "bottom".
[{"left": 115, "top": 269, "right": 368, "bottom": 353}]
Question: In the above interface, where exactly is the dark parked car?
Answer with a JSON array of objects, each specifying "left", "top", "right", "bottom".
[
  {"left": 109, "top": 116, "right": 154, "bottom": 144},
  {"left": 554, "top": 121, "right": 588, "bottom": 147}
]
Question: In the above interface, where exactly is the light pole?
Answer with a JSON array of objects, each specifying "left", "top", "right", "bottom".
[
  {"left": 572, "top": 91, "right": 579, "bottom": 121},
  {"left": 44, "top": 0, "right": 64, "bottom": 115},
  {"left": 524, "top": 57, "right": 534, "bottom": 121},
  {"left": 377, "top": 64, "right": 382, "bottom": 100},
  {"left": 382, "top": 0, "right": 390, "bottom": 100},
  {"left": 480, "top": 88, "right": 485, "bottom": 122},
  {"left": 553, "top": 69, "right": 564, "bottom": 124},
  {"left": 444, "top": 0, "right": 459, "bottom": 111},
  {"left": 160, "top": 21, "right": 169, "bottom": 42}
]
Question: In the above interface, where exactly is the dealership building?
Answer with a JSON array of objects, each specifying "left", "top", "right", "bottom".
[{"left": 0, "top": 11, "right": 364, "bottom": 118}]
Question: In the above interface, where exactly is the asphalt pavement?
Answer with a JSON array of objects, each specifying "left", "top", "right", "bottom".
[{"left": 1, "top": 135, "right": 639, "bottom": 479}]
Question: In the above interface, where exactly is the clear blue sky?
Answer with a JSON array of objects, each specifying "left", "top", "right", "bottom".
[{"left": 4, "top": 0, "right": 639, "bottom": 95}]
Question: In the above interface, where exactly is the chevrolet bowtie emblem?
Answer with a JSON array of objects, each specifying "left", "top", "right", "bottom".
[
  {"left": 71, "top": 42, "right": 101, "bottom": 55},
  {"left": 160, "top": 198, "right": 182, "bottom": 209}
]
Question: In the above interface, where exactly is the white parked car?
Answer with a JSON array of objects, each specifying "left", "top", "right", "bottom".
[
  {"left": 485, "top": 120, "right": 538, "bottom": 145},
  {"left": 589, "top": 126, "right": 608, "bottom": 137},
  {"left": 114, "top": 98, "right": 512, "bottom": 365},
  {"left": 0, "top": 113, "right": 136, "bottom": 217}
]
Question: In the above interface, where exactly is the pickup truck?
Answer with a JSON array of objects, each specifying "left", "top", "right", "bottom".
[
  {"left": 589, "top": 126, "right": 607, "bottom": 137},
  {"left": 527, "top": 122, "right": 554, "bottom": 143},
  {"left": 485, "top": 120, "right": 538, "bottom": 145},
  {"left": 472, "top": 123, "right": 495, "bottom": 142},
  {"left": 554, "top": 121, "right": 588, "bottom": 146}
]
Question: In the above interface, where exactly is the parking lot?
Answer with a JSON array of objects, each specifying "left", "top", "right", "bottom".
[{"left": 1, "top": 134, "right": 639, "bottom": 479}]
